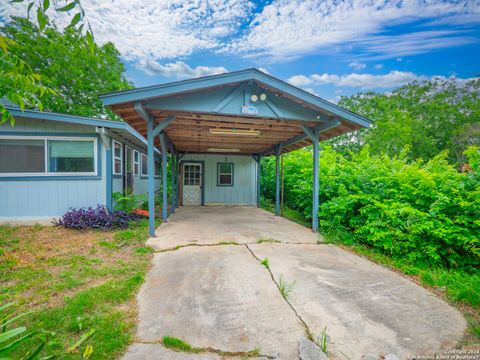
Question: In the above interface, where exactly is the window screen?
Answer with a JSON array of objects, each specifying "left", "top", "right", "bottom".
[
  {"left": 48, "top": 140, "right": 94, "bottom": 173},
  {"left": 0, "top": 139, "right": 45, "bottom": 173},
  {"left": 113, "top": 141, "right": 122, "bottom": 175},
  {"left": 133, "top": 151, "right": 140, "bottom": 175},
  {"left": 141, "top": 154, "right": 148, "bottom": 176},
  {"left": 217, "top": 163, "right": 233, "bottom": 186}
]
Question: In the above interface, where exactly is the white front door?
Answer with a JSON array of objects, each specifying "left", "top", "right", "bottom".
[{"left": 183, "top": 163, "right": 202, "bottom": 205}]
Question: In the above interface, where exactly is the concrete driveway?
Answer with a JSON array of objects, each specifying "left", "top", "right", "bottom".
[{"left": 124, "top": 206, "right": 466, "bottom": 360}]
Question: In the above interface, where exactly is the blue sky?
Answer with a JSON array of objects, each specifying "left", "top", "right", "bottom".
[{"left": 2, "top": 0, "right": 480, "bottom": 102}]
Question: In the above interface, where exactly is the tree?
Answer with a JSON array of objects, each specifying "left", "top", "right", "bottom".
[
  {"left": 331, "top": 78, "right": 480, "bottom": 164},
  {"left": 1, "top": 18, "right": 131, "bottom": 119},
  {"left": 0, "top": 36, "right": 52, "bottom": 124},
  {"left": 0, "top": 0, "right": 96, "bottom": 123}
]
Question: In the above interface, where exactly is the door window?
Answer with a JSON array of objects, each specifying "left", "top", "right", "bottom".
[{"left": 184, "top": 164, "right": 201, "bottom": 186}]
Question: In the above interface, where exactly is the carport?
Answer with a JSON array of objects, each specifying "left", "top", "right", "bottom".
[{"left": 100, "top": 68, "right": 370, "bottom": 236}]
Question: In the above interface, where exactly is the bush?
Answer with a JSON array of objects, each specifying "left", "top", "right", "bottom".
[
  {"left": 55, "top": 205, "right": 141, "bottom": 230},
  {"left": 261, "top": 146, "right": 480, "bottom": 269},
  {"left": 112, "top": 192, "right": 147, "bottom": 212}
]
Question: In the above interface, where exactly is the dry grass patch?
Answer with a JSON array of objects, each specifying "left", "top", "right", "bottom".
[{"left": 0, "top": 219, "right": 158, "bottom": 359}]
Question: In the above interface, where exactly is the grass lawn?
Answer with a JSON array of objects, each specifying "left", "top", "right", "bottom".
[
  {"left": 0, "top": 218, "right": 159, "bottom": 359},
  {"left": 261, "top": 199, "right": 480, "bottom": 345}
]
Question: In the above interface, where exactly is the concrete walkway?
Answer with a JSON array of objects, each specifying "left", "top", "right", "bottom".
[
  {"left": 146, "top": 206, "right": 318, "bottom": 250},
  {"left": 124, "top": 206, "right": 466, "bottom": 360}
]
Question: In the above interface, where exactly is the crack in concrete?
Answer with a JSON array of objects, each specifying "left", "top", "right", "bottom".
[
  {"left": 244, "top": 244, "right": 318, "bottom": 345},
  {"left": 133, "top": 339, "right": 277, "bottom": 359},
  {"left": 154, "top": 241, "right": 323, "bottom": 253}
]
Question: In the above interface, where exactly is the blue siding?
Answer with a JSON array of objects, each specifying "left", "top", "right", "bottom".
[
  {"left": 182, "top": 154, "right": 256, "bottom": 205},
  {"left": 147, "top": 84, "right": 319, "bottom": 121},
  {"left": 0, "top": 118, "right": 106, "bottom": 219},
  {"left": 133, "top": 175, "right": 160, "bottom": 195},
  {"left": 0, "top": 179, "right": 104, "bottom": 217}
]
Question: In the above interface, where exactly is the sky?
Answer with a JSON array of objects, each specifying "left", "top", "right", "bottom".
[{"left": 2, "top": 0, "right": 480, "bottom": 102}]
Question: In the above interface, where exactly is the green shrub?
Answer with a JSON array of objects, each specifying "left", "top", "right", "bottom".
[{"left": 262, "top": 146, "right": 480, "bottom": 269}]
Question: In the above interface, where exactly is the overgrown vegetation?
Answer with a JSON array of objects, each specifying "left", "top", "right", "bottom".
[
  {"left": 263, "top": 146, "right": 479, "bottom": 269},
  {"left": 0, "top": 218, "right": 159, "bottom": 358}
]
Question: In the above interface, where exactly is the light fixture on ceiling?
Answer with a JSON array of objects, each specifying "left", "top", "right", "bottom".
[
  {"left": 250, "top": 94, "right": 258, "bottom": 102},
  {"left": 209, "top": 128, "right": 261, "bottom": 136},
  {"left": 207, "top": 148, "right": 240, "bottom": 153},
  {"left": 259, "top": 93, "right": 267, "bottom": 101}
]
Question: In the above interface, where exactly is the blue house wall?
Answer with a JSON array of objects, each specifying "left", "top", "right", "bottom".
[
  {"left": 181, "top": 154, "right": 256, "bottom": 206},
  {"left": 0, "top": 116, "right": 159, "bottom": 222}
]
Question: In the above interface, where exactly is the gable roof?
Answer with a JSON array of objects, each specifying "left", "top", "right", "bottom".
[{"left": 100, "top": 68, "right": 370, "bottom": 128}]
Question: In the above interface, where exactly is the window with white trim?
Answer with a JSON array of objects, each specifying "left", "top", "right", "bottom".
[
  {"left": 141, "top": 153, "right": 147, "bottom": 176},
  {"left": 113, "top": 140, "right": 122, "bottom": 175},
  {"left": 133, "top": 150, "right": 140, "bottom": 175},
  {"left": 48, "top": 140, "right": 94, "bottom": 173},
  {"left": 217, "top": 162, "right": 233, "bottom": 186},
  {"left": 0, "top": 136, "right": 97, "bottom": 176}
]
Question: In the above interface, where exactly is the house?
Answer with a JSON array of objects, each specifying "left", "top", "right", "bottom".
[
  {"left": 0, "top": 69, "right": 369, "bottom": 228},
  {"left": 100, "top": 68, "right": 370, "bottom": 235},
  {"left": 0, "top": 107, "right": 161, "bottom": 223}
]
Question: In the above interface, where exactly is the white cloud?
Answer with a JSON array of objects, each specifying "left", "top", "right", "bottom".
[
  {"left": 1, "top": 0, "right": 478, "bottom": 68},
  {"left": 288, "top": 71, "right": 420, "bottom": 89},
  {"left": 136, "top": 60, "right": 227, "bottom": 78},
  {"left": 287, "top": 75, "right": 312, "bottom": 86},
  {"left": 303, "top": 88, "right": 319, "bottom": 96},
  {"left": 356, "top": 30, "right": 476, "bottom": 60},
  {"left": 288, "top": 71, "right": 479, "bottom": 90},
  {"left": 258, "top": 67, "right": 270, "bottom": 75},
  {"left": 349, "top": 62, "right": 366, "bottom": 70},
  {"left": 374, "top": 64, "right": 383, "bottom": 69},
  {"left": 1, "top": 0, "right": 254, "bottom": 61},
  {"left": 227, "top": 0, "right": 480, "bottom": 60}
]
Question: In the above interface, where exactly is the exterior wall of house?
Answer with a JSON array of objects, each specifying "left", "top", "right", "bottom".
[
  {"left": 0, "top": 117, "right": 159, "bottom": 221},
  {"left": 181, "top": 154, "right": 256, "bottom": 205},
  {"left": 0, "top": 117, "right": 106, "bottom": 220}
]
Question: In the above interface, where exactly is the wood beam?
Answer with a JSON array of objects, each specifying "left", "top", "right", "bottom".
[{"left": 153, "top": 115, "right": 176, "bottom": 137}]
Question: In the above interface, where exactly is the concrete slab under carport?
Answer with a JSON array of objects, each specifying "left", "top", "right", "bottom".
[
  {"left": 147, "top": 206, "right": 319, "bottom": 251},
  {"left": 134, "top": 245, "right": 306, "bottom": 359},
  {"left": 249, "top": 243, "right": 467, "bottom": 359}
]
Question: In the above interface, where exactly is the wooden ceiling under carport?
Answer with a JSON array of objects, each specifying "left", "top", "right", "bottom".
[
  {"left": 110, "top": 108, "right": 362, "bottom": 156},
  {"left": 103, "top": 69, "right": 368, "bottom": 155}
]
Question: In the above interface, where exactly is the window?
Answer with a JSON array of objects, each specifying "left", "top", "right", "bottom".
[
  {"left": 0, "top": 136, "right": 97, "bottom": 176},
  {"left": 0, "top": 139, "right": 45, "bottom": 173},
  {"left": 184, "top": 164, "right": 201, "bottom": 186},
  {"left": 113, "top": 140, "right": 122, "bottom": 175},
  {"left": 125, "top": 146, "right": 132, "bottom": 173},
  {"left": 217, "top": 162, "right": 233, "bottom": 186},
  {"left": 141, "top": 153, "right": 148, "bottom": 176},
  {"left": 140, "top": 154, "right": 161, "bottom": 177},
  {"left": 133, "top": 150, "right": 140, "bottom": 175},
  {"left": 48, "top": 140, "right": 94, "bottom": 173}
]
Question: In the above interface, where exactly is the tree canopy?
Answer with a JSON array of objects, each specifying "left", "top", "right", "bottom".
[
  {"left": 330, "top": 78, "right": 480, "bottom": 164},
  {"left": 1, "top": 17, "right": 131, "bottom": 120}
]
